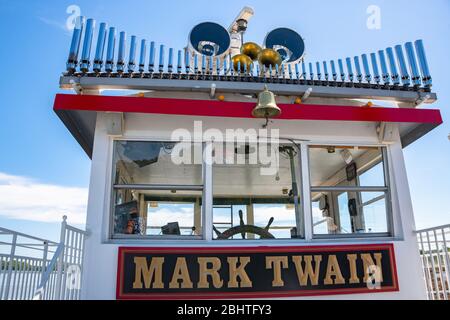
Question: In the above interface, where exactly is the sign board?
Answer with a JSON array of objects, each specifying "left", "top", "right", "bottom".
[{"left": 116, "top": 244, "right": 398, "bottom": 300}]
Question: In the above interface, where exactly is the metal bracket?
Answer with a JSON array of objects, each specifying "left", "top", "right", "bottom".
[
  {"left": 301, "top": 87, "right": 313, "bottom": 102},
  {"left": 69, "top": 79, "right": 83, "bottom": 95},
  {"left": 105, "top": 112, "right": 124, "bottom": 137},
  {"left": 210, "top": 83, "right": 217, "bottom": 99},
  {"left": 414, "top": 93, "right": 431, "bottom": 107},
  {"left": 377, "top": 121, "right": 395, "bottom": 143}
]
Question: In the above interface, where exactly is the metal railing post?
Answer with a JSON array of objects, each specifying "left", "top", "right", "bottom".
[
  {"left": 55, "top": 216, "right": 67, "bottom": 300},
  {"left": 416, "top": 225, "right": 450, "bottom": 300},
  {"left": 3, "top": 233, "right": 17, "bottom": 300},
  {"left": 441, "top": 229, "right": 450, "bottom": 299},
  {"left": 40, "top": 241, "right": 49, "bottom": 298}
]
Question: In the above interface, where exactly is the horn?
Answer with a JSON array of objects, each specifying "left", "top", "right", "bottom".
[
  {"left": 370, "top": 53, "right": 381, "bottom": 84},
  {"left": 105, "top": 27, "right": 116, "bottom": 73},
  {"left": 386, "top": 47, "right": 400, "bottom": 85},
  {"left": 93, "top": 22, "right": 107, "bottom": 73},
  {"left": 138, "top": 39, "right": 147, "bottom": 73},
  {"left": 241, "top": 42, "right": 262, "bottom": 61},
  {"left": 405, "top": 42, "right": 421, "bottom": 86},
  {"left": 252, "top": 86, "right": 281, "bottom": 119},
  {"left": 415, "top": 40, "right": 432, "bottom": 87},
  {"left": 66, "top": 16, "right": 86, "bottom": 73},
  {"left": 378, "top": 50, "right": 390, "bottom": 84},
  {"left": 127, "top": 35, "right": 137, "bottom": 72},
  {"left": 395, "top": 45, "right": 410, "bottom": 86},
  {"left": 116, "top": 31, "right": 127, "bottom": 73},
  {"left": 80, "top": 18, "right": 96, "bottom": 73}
]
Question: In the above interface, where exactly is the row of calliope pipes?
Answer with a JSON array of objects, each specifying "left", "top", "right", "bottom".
[{"left": 66, "top": 17, "right": 432, "bottom": 88}]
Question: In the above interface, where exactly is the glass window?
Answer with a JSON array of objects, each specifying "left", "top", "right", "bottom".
[
  {"left": 309, "top": 146, "right": 391, "bottom": 237},
  {"left": 113, "top": 141, "right": 203, "bottom": 185},
  {"left": 212, "top": 143, "right": 303, "bottom": 240},
  {"left": 111, "top": 141, "right": 203, "bottom": 239}
]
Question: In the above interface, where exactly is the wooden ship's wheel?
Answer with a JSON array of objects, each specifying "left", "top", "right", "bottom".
[{"left": 213, "top": 210, "right": 275, "bottom": 240}]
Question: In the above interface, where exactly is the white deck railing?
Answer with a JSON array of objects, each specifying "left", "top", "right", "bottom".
[
  {"left": 416, "top": 225, "right": 450, "bottom": 300},
  {"left": 0, "top": 216, "right": 87, "bottom": 300}
]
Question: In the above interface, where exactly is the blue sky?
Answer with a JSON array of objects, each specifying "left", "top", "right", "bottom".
[{"left": 0, "top": 0, "right": 449, "bottom": 242}]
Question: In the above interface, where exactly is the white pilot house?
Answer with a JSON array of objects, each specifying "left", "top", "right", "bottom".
[{"left": 54, "top": 8, "right": 442, "bottom": 299}]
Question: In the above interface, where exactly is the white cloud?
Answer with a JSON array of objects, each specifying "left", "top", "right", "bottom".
[
  {"left": 147, "top": 206, "right": 194, "bottom": 227},
  {"left": 0, "top": 172, "right": 88, "bottom": 225},
  {"left": 252, "top": 206, "right": 296, "bottom": 226},
  {"left": 37, "top": 16, "right": 71, "bottom": 35}
]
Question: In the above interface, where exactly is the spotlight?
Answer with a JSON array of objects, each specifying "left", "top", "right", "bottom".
[{"left": 340, "top": 149, "right": 353, "bottom": 165}]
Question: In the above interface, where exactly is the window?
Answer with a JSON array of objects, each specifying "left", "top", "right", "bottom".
[
  {"left": 212, "top": 143, "right": 303, "bottom": 240},
  {"left": 309, "top": 146, "right": 391, "bottom": 237},
  {"left": 109, "top": 140, "right": 394, "bottom": 241},
  {"left": 111, "top": 141, "right": 203, "bottom": 239}
]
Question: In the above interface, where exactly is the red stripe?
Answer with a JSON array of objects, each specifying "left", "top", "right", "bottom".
[{"left": 54, "top": 94, "right": 443, "bottom": 124}]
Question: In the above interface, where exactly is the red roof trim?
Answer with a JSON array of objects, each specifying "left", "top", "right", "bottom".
[{"left": 54, "top": 94, "right": 443, "bottom": 124}]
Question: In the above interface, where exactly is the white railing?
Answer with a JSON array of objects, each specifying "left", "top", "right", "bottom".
[
  {"left": 0, "top": 216, "right": 87, "bottom": 300},
  {"left": 416, "top": 225, "right": 450, "bottom": 300}
]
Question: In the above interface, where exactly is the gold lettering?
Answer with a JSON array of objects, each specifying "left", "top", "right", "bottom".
[
  {"left": 198, "top": 257, "right": 224, "bottom": 289},
  {"left": 132, "top": 257, "right": 164, "bottom": 289},
  {"left": 169, "top": 257, "right": 194, "bottom": 289},
  {"left": 292, "top": 255, "right": 322, "bottom": 286},
  {"left": 266, "top": 256, "right": 288, "bottom": 287},
  {"left": 227, "top": 257, "right": 252, "bottom": 288},
  {"left": 324, "top": 255, "right": 345, "bottom": 285},
  {"left": 361, "top": 253, "right": 383, "bottom": 282},
  {"left": 347, "top": 254, "right": 360, "bottom": 284}
]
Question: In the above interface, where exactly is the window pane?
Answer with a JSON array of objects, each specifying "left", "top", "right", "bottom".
[
  {"left": 359, "top": 162, "right": 385, "bottom": 187},
  {"left": 113, "top": 141, "right": 203, "bottom": 186},
  {"left": 113, "top": 188, "right": 202, "bottom": 237},
  {"left": 309, "top": 146, "right": 385, "bottom": 187},
  {"left": 213, "top": 143, "right": 303, "bottom": 240},
  {"left": 253, "top": 204, "right": 297, "bottom": 239},
  {"left": 312, "top": 191, "right": 388, "bottom": 235}
]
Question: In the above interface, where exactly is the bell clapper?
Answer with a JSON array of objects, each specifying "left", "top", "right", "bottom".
[{"left": 262, "top": 115, "right": 274, "bottom": 129}]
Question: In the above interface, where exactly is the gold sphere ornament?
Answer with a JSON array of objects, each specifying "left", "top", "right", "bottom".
[
  {"left": 232, "top": 54, "right": 253, "bottom": 72},
  {"left": 258, "top": 48, "right": 283, "bottom": 68},
  {"left": 241, "top": 42, "right": 262, "bottom": 61}
]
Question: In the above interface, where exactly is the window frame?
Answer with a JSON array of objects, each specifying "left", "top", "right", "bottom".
[
  {"left": 107, "top": 138, "right": 396, "bottom": 243},
  {"left": 109, "top": 139, "right": 206, "bottom": 240},
  {"left": 306, "top": 144, "right": 394, "bottom": 239},
  {"left": 209, "top": 139, "right": 306, "bottom": 241}
]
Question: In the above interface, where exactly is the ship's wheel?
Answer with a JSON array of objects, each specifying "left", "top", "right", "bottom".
[{"left": 213, "top": 210, "right": 275, "bottom": 240}]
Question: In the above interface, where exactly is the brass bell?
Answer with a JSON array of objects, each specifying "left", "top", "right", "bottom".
[
  {"left": 253, "top": 86, "right": 282, "bottom": 119},
  {"left": 232, "top": 54, "right": 253, "bottom": 72},
  {"left": 241, "top": 42, "right": 262, "bottom": 61},
  {"left": 258, "top": 48, "right": 283, "bottom": 68}
]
